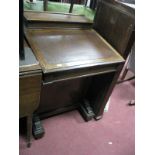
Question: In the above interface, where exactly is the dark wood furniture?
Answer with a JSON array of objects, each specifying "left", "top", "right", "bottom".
[
  {"left": 19, "top": 40, "right": 42, "bottom": 147},
  {"left": 91, "top": 0, "right": 135, "bottom": 118},
  {"left": 43, "top": 0, "right": 48, "bottom": 11},
  {"left": 94, "top": 0, "right": 135, "bottom": 59},
  {"left": 24, "top": 11, "right": 93, "bottom": 28},
  {"left": 19, "top": 0, "right": 24, "bottom": 59},
  {"left": 23, "top": 0, "right": 134, "bottom": 122},
  {"left": 24, "top": 10, "right": 125, "bottom": 120},
  {"left": 120, "top": 43, "right": 135, "bottom": 81},
  {"left": 43, "top": 0, "right": 82, "bottom": 13}
]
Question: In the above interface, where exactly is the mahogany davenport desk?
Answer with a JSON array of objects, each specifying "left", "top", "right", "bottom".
[{"left": 25, "top": 24, "right": 124, "bottom": 120}]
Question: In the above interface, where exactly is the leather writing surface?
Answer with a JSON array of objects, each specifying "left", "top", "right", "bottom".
[{"left": 25, "top": 28, "right": 124, "bottom": 73}]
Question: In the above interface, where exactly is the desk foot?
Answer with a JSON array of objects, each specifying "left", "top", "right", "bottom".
[
  {"left": 79, "top": 100, "right": 95, "bottom": 122},
  {"left": 32, "top": 115, "right": 45, "bottom": 139}
]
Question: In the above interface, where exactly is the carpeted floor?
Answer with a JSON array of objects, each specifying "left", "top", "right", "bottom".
[{"left": 19, "top": 79, "right": 135, "bottom": 155}]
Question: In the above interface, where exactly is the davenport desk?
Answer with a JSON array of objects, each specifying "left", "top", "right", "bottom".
[
  {"left": 21, "top": 0, "right": 134, "bottom": 145},
  {"left": 24, "top": 19, "right": 124, "bottom": 120},
  {"left": 23, "top": 0, "right": 134, "bottom": 120}
]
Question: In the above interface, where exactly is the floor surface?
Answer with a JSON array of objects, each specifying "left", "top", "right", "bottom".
[{"left": 19, "top": 80, "right": 135, "bottom": 155}]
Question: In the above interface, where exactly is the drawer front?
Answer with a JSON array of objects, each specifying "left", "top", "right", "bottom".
[
  {"left": 19, "top": 73, "right": 42, "bottom": 118},
  {"left": 43, "top": 65, "right": 117, "bottom": 85}
]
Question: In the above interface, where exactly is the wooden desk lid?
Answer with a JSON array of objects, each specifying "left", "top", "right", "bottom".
[
  {"left": 25, "top": 28, "right": 124, "bottom": 73},
  {"left": 19, "top": 40, "right": 41, "bottom": 73},
  {"left": 24, "top": 11, "right": 93, "bottom": 24}
]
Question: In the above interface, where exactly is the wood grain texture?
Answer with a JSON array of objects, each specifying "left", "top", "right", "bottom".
[
  {"left": 24, "top": 11, "right": 93, "bottom": 23},
  {"left": 37, "top": 77, "right": 89, "bottom": 115},
  {"left": 93, "top": 0, "right": 135, "bottom": 59},
  {"left": 19, "top": 73, "right": 42, "bottom": 118},
  {"left": 25, "top": 28, "right": 124, "bottom": 73},
  {"left": 19, "top": 40, "right": 42, "bottom": 118},
  {"left": 24, "top": 11, "right": 93, "bottom": 28},
  {"left": 19, "top": 40, "right": 42, "bottom": 147},
  {"left": 92, "top": 0, "right": 135, "bottom": 118}
]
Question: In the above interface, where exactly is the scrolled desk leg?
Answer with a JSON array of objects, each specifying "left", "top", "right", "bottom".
[{"left": 27, "top": 115, "right": 32, "bottom": 148}]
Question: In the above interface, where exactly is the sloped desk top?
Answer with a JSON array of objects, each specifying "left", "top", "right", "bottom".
[{"left": 25, "top": 28, "right": 124, "bottom": 74}]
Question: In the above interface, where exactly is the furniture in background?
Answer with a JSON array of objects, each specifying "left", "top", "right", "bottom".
[
  {"left": 118, "top": 1, "right": 135, "bottom": 82},
  {"left": 115, "top": 0, "right": 135, "bottom": 105},
  {"left": 116, "top": 0, "right": 135, "bottom": 4},
  {"left": 19, "top": 41, "right": 42, "bottom": 147},
  {"left": 24, "top": 11, "right": 93, "bottom": 28},
  {"left": 120, "top": 43, "right": 135, "bottom": 81},
  {"left": 92, "top": 0, "right": 135, "bottom": 117},
  {"left": 19, "top": 0, "right": 24, "bottom": 59},
  {"left": 44, "top": 0, "right": 48, "bottom": 11},
  {"left": 120, "top": 43, "right": 135, "bottom": 105},
  {"left": 43, "top": 0, "right": 94, "bottom": 12},
  {"left": 94, "top": 0, "right": 135, "bottom": 60}
]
